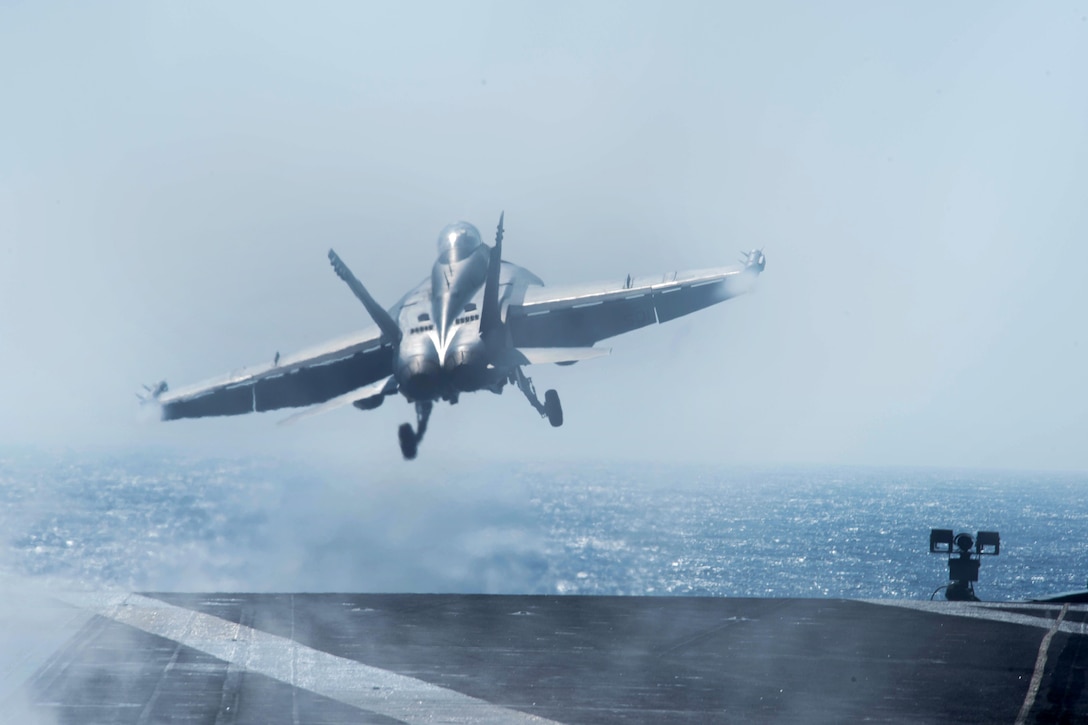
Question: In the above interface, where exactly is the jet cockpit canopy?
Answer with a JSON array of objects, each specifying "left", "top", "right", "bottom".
[{"left": 436, "top": 222, "right": 483, "bottom": 263}]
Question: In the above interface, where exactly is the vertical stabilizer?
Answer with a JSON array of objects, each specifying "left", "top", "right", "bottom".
[
  {"left": 480, "top": 211, "right": 504, "bottom": 340},
  {"left": 328, "top": 249, "right": 402, "bottom": 344}
]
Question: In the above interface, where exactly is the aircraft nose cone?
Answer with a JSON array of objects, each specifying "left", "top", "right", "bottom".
[
  {"left": 407, "top": 357, "right": 438, "bottom": 376},
  {"left": 399, "top": 356, "right": 441, "bottom": 400}
]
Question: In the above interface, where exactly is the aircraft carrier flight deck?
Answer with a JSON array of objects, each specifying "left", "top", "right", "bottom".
[{"left": 7, "top": 591, "right": 1086, "bottom": 724}]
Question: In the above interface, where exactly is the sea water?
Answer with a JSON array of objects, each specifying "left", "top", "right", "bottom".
[{"left": 1, "top": 451, "right": 1085, "bottom": 602}]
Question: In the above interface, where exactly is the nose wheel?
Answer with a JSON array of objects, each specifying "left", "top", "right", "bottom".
[
  {"left": 514, "top": 367, "right": 563, "bottom": 427},
  {"left": 398, "top": 400, "right": 433, "bottom": 460}
]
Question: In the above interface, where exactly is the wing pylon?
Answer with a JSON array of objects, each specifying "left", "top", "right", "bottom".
[{"left": 277, "top": 374, "right": 398, "bottom": 426}]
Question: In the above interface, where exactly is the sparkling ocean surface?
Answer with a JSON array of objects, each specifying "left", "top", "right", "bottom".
[{"left": 1, "top": 450, "right": 1086, "bottom": 602}]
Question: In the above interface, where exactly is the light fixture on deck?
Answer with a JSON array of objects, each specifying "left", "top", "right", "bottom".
[{"left": 929, "top": 529, "right": 1000, "bottom": 601}]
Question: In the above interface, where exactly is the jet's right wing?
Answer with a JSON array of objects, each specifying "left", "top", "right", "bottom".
[
  {"left": 506, "top": 260, "right": 762, "bottom": 349},
  {"left": 155, "top": 326, "right": 395, "bottom": 420}
]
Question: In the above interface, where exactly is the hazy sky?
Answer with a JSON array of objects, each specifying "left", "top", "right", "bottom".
[{"left": 2, "top": 2, "right": 1086, "bottom": 471}]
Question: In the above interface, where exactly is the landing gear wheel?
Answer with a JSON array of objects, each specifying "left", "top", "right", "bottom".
[
  {"left": 513, "top": 367, "right": 562, "bottom": 426},
  {"left": 397, "top": 401, "right": 432, "bottom": 461},
  {"left": 398, "top": 422, "right": 418, "bottom": 460},
  {"left": 544, "top": 389, "right": 563, "bottom": 427}
]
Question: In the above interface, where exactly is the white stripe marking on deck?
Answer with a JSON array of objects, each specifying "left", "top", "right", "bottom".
[
  {"left": 862, "top": 599, "right": 1087, "bottom": 635},
  {"left": 60, "top": 592, "right": 559, "bottom": 725},
  {"left": 867, "top": 598, "right": 1088, "bottom": 723},
  {"left": 1015, "top": 603, "right": 1069, "bottom": 725}
]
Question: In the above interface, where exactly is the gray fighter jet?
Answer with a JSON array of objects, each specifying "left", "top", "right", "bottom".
[{"left": 147, "top": 214, "right": 765, "bottom": 458}]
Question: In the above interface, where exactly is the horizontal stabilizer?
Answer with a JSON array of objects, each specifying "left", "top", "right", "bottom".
[
  {"left": 277, "top": 375, "right": 396, "bottom": 426},
  {"left": 513, "top": 347, "right": 611, "bottom": 366}
]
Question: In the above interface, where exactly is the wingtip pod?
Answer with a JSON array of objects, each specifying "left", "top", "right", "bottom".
[
  {"left": 136, "top": 380, "right": 168, "bottom": 403},
  {"left": 741, "top": 248, "right": 766, "bottom": 274},
  {"left": 136, "top": 381, "right": 169, "bottom": 423}
]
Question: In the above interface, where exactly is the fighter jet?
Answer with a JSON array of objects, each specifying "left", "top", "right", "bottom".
[{"left": 147, "top": 214, "right": 765, "bottom": 459}]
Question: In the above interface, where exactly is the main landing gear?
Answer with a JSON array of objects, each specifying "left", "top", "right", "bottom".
[
  {"left": 397, "top": 370, "right": 562, "bottom": 460},
  {"left": 398, "top": 400, "right": 432, "bottom": 460},
  {"left": 514, "top": 367, "right": 563, "bottom": 427}
]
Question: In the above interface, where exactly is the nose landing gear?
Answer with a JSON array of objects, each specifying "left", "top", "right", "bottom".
[
  {"left": 398, "top": 400, "right": 433, "bottom": 460},
  {"left": 514, "top": 367, "right": 563, "bottom": 428}
]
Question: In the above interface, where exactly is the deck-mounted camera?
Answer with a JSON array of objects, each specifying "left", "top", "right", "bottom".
[{"left": 929, "top": 529, "right": 1000, "bottom": 601}]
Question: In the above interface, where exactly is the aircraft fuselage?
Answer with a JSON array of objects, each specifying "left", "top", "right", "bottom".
[
  {"left": 151, "top": 212, "right": 764, "bottom": 460},
  {"left": 394, "top": 222, "right": 501, "bottom": 402}
]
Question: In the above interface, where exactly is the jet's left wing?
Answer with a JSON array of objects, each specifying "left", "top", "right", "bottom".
[
  {"left": 155, "top": 326, "right": 394, "bottom": 420},
  {"left": 506, "top": 260, "right": 763, "bottom": 349}
]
